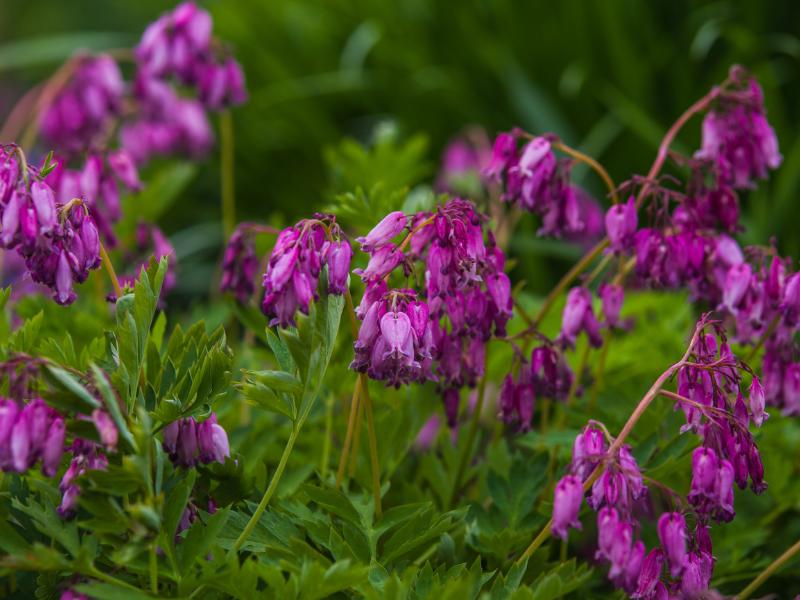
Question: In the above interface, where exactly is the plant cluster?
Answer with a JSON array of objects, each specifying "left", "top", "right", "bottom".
[{"left": 0, "top": 3, "right": 798, "bottom": 599}]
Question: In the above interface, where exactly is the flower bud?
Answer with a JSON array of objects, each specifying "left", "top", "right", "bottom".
[
  {"left": 356, "top": 211, "right": 408, "bottom": 252},
  {"left": 30, "top": 181, "right": 56, "bottom": 233},
  {"left": 42, "top": 417, "right": 65, "bottom": 477},
  {"left": 92, "top": 409, "right": 118, "bottom": 451},
  {"left": 326, "top": 239, "right": 352, "bottom": 294},
  {"left": 605, "top": 196, "right": 637, "bottom": 252}
]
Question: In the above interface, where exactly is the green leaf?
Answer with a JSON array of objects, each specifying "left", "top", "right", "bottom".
[
  {"left": 43, "top": 364, "right": 101, "bottom": 412},
  {"left": 301, "top": 484, "right": 363, "bottom": 528},
  {"left": 248, "top": 370, "right": 303, "bottom": 394},
  {"left": 74, "top": 582, "right": 153, "bottom": 600}
]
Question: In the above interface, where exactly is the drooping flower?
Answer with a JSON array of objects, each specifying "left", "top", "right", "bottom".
[
  {"left": 551, "top": 474, "right": 583, "bottom": 540},
  {"left": 135, "top": 1, "right": 246, "bottom": 112},
  {"left": 58, "top": 440, "right": 108, "bottom": 518},
  {"left": 485, "top": 131, "right": 597, "bottom": 238},
  {"left": 220, "top": 225, "right": 259, "bottom": 304},
  {"left": 633, "top": 549, "right": 665, "bottom": 599},
  {"left": 326, "top": 239, "right": 353, "bottom": 294},
  {"left": 559, "top": 286, "right": 602, "bottom": 348},
  {"left": 261, "top": 215, "right": 347, "bottom": 327},
  {"left": 657, "top": 512, "right": 687, "bottom": 578},
  {"left": 599, "top": 282, "right": 624, "bottom": 328},
  {"left": 595, "top": 507, "right": 633, "bottom": 580},
  {"left": 350, "top": 289, "right": 434, "bottom": 388},
  {"left": 91, "top": 409, "right": 118, "bottom": 452},
  {"left": 605, "top": 196, "right": 638, "bottom": 252},
  {"left": 356, "top": 211, "right": 407, "bottom": 253},
  {"left": 570, "top": 423, "right": 607, "bottom": 481},
  {"left": 162, "top": 414, "right": 230, "bottom": 468}
]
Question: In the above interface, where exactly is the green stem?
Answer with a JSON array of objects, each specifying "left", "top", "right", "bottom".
[
  {"left": 348, "top": 390, "right": 364, "bottom": 477},
  {"left": 736, "top": 538, "right": 800, "bottom": 600},
  {"left": 344, "top": 287, "right": 382, "bottom": 518},
  {"left": 321, "top": 393, "right": 334, "bottom": 480},
  {"left": 99, "top": 243, "right": 123, "bottom": 300},
  {"left": 360, "top": 374, "right": 383, "bottom": 519},
  {"left": 85, "top": 567, "right": 142, "bottom": 593},
  {"left": 336, "top": 383, "right": 360, "bottom": 487},
  {"left": 220, "top": 110, "right": 236, "bottom": 238},
  {"left": 448, "top": 374, "right": 488, "bottom": 508},
  {"left": 552, "top": 141, "right": 620, "bottom": 204},
  {"left": 589, "top": 330, "right": 612, "bottom": 412},
  {"left": 149, "top": 545, "right": 158, "bottom": 594},
  {"left": 232, "top": 426, "right": 299, "bottom": 552}
]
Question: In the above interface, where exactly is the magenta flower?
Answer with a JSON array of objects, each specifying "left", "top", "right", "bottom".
[
  {"left": 605, "top": 196, "right": 637, "bottom": 252},
  {"left": 595, "top": 507, "right": 633, "bottom": 580},
  {"left": 356, "top": 211, "right": 407, "bottom": 252},
  {"left": 657, "top": 512, "right": 687, "bottom": 578},
  {"left": 41, "top": 417, "right": 66, "bottom": 477},
  {"left": 197, "top": 415, "right": 231, "bottom": 464},
  {"left": 599, "top": 282, "right": 624, "bottom": 328},
  {"left": 220, "top": 226, "right": 259, "bottom": 304},
  {"left": 696, "top": 78, "right": 781, "bottom": 189},
  {"left": 551, "top": 474, "right": 583, "bottom": 540},
  {"left": 40, "top": 54, "right": 124, "bottom": 153},
  {"left": 262, "top": 216, "right": 346, "bottom": 327},
  {"left": 353, "top": 244, "right": 403, "bottom": 283},
  {"left": 326, "top": 239, "right": 352, "bottom": 294},
  {"left": 748, "top": 376, "right": 768, "bottom": 427},
  {"left": 92, "top": 410, "right": 118, "bottom": 452},
  {"left": 571, "top": 424, "right": 607, "bottom": 481},
  {"left": 559, "top": 287, "right": 602, "bottom": 348},
  {"left": 633, "top": 548, "right": 664, "bottom": 599}
]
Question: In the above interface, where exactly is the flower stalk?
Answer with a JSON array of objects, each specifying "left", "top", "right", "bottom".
[
  {"left": 736, "top": 538, "right": 800, "bottom": 600},
  {"left": 232, "top": 426, "right": 299, "bottom": 553},
  {"left": 220, "top": 110, "right": 236, "bottom": 238}
]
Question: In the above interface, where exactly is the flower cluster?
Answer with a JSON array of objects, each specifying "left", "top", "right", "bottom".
[
  {"left": 136, "top": 1, "right": 246, "bottom": 110},
  {"left": 261, "top": 215, "right": 351, "bottom": 327},
  {"left": 120, "top": 1, "right": 245, "bottom": 165},
  {"left": 350, "top": 286, "right": 435, "bottom": 389},
  {"left": 40, "top": 55, "right": 124, "bottom": 154},
  {"left": 49, "top": 150, "right": 142, "bottom": 245},
  {"left": 351, "top": 199, "right": 512, "bottom": 422},
  {"left": 21, "top": 1, "right": 247, "bottom": 285},
  {"left": 162, "top": 414, "right": 231, "bottom": 469},
  {"left": 696, "top": 76, "right": 781, "bottom": 190},
  {"left": 550, "top": 320, "right": 767, "bottom": 597},
  {"left": 484, "top": 132, "right": 594, "bottom": 238},
  {"left": 121, "top": 73, "right": 214, "bottom": 164},
  {"left": 0, "top": 147, "right": 102, "bottom": 305},
  {"left": 499, "top": 345, "right": 573, "bottom": 431},
  {"left": 0, "top": 398, "right": 65, "bottom": 476}
]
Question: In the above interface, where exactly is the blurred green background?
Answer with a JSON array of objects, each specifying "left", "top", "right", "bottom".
[{"left": 1, "top": 0, "right": 798, "bottom": 306}]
